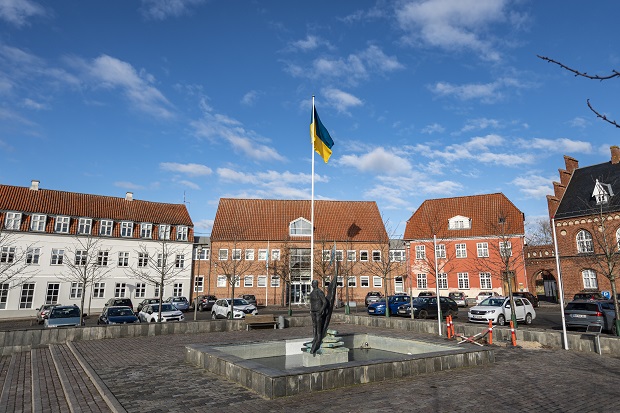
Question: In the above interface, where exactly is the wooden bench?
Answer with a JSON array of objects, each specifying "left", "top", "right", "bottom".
[{"left": 245, "top": 314, "right": 278, "bottom": 331}]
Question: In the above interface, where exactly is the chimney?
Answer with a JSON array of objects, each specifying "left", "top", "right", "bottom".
[
  {"left": 611, "top": 146, "right": 620, "bottom": 164},
  {"left": 563, "top": 155, "right": 579, "bottom": 173},
  {"left": 30, "top": 180, "right": 40, "bottom": 191},
  {"left": 125, "top": 192, "right": 133, "bottom": 201}
]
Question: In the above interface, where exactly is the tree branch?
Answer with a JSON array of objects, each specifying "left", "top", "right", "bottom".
[
  {"left": 587, "top": 99, "right": 620, "bottom": 129},
  {"left": 537, "top": 55, "right": 620, "bottom": 80}
]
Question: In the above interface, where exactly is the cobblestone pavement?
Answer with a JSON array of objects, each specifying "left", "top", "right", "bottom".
[{"left": 69, "top": 322, "right": 620, "bottom": 413}]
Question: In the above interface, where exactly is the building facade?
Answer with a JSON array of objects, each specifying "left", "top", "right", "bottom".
[
  {"left": 203, "top": 198, "right": 405, "bottom": 307},
  {"left": 404, "top": 193, "right": 527, "bottom": 299},
  {"left": 546, "top": 146, "right": 620, "bottom": 301},
  {"left": 0, "top": 181, "right": 193, "bottom": 319}
]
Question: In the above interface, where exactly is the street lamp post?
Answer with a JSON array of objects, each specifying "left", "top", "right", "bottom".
[{"left": 194, "top": 247, "right": 201, "bottom": 321}]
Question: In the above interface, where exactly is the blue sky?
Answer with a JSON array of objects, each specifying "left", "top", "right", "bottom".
[{"left": 1, "top": 0, "right": 619, "bottom": 238}]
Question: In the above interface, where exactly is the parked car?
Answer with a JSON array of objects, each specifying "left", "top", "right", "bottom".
[
  {"left": 512, "top": 291, "right": 539, "bottom": 308},
  {"left": 137, "top": 298, "right": 162, "bottom": 313},
  {"left": 105, "top": 297, "right": 134, "bottom": 312},
  {"left": 572, "top": 292, "right": 605, "bottom": 301},
  {"left": 211, "top": 298, "right": 258, "bottom": 319},
  {"left": 364, "top": 291, "right": 383, "bottom": 306},
  {"left": 138, "top": 303, "right": 185, "bottom": 323},
  {"left": 475, "top": 291, "right": 500, "bottom": 304},
  {"left": 367, "top": 295, "right": 410, "bottom": 316},
  {"left": 36, "top": 303, "right": 61, "bottom": 324},
  {"left": 565, "top": 300, "right": 617, "bottom": 334},
  {"left": 468, "top": 296, "right": 536, "bottom": 326},
  {"left": 448, "top": 292, "right": 468, "bottom": 307},
  {"left": 165, "top": 296, "right": 190, "bottom": 312},
  {"left": 44, "top": 305, "right": 82, "bottom": 328},
  {"left": 240, "top": 294, "right": 257, "bottom": 306},
  {"left": 418, "top": 291, "right": 435, "bottom": 297},
  {"left": 189, "top": 295, "right": 217, "bottom": 312},
  {"left": 97, "top": 306, "right": 140, "bottom": 325},
  {"left": 397, "top": 296, "right": 459, "bottom": 319}
]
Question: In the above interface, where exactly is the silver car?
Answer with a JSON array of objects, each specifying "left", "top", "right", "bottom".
[
  {"left": 165, "top": 296, "right": 190, "bottom": 312},
  {"left": 44, "top": 305, "right": 82, "bottom": 328},
  {"left": 565, "top": 300, "right": 617, "bottom": 334}
]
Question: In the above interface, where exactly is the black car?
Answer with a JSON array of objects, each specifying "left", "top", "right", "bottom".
[
  {"left": 397, "top": 296, "right": 458, "bottom": 319},
  {"left": 240, "top": 294, "right": 257, "bottom": 306},
  {"left": 97, "top": 306, "right": 140, "bottom": 325},
  {"left": 137, "top": 298, "right": 162, "bottom": 313},
  {"left": 104, "top": 297, "right": 134, "bottom": 312},
  {"left": 365, "top": 291, "right": 382, "bottom": 306},
  {"left": 512, "top": 291, "right": 539, "bottom": 308},
  {"left": 190, "top": 295, "right": 217, "bottom": 311},
  {"left": 573, "top": 292, "right": 605, "bottom": 301}
]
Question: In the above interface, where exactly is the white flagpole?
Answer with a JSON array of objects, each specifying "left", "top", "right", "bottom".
[
  {"left": 552, "top": 217, "right": 569, "bottom": 350},
  {"left": 266, "top": 240, "right": 269, "bottom": 307},
  {"left": 434, "top": 234, "right": 442, "bottom": 336},
  {"left": 311, "top": 96, "right": 316, "bottom": 290}
]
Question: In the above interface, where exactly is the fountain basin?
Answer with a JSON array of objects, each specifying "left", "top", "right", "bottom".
[{"left": 185, "top": 333, "right": 494, "bottom": 399}]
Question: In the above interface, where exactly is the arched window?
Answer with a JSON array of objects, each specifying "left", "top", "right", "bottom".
[
  {"left": 581, "top": 269, "right": 598, "bottom": 289},
  {"left": 576, "top": 230, "right": 593, "bottom": 253},
  {"left": 289, "top": 218, "right": 312, "bottom": 236}
]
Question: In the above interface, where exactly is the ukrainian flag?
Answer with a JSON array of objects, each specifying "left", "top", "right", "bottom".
[{"left": 311, "top": 106, "right": 334, "bottom": 163}]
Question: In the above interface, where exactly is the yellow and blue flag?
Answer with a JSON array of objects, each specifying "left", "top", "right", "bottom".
[{"left": 311, "top": 106, "right": 334, "bottom": 163}]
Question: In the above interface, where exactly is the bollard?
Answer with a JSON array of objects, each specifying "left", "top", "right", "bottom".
[
  {"left": 449, "top": 315, "right": 455, "bottom": 338},
  {"left": 487, "top": 320, "right": 493, "bottom": 345},
  {"left": 446, "top": 315, "right": 452, "bottom": 339},
  {"left": 510, "top": 320, "right": 517, "bottom": 346},
  {"left": 278, "top": 315, "right": 285, "bottom": 329}
]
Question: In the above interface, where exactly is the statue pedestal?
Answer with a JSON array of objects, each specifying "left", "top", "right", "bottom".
[{"left": 302, "top": 329, "right": 349, "bottom": 367}]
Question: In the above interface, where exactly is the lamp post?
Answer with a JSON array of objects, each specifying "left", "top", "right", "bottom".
[{"left": 193, "top": 247, "right": 201, "bottom": 321}]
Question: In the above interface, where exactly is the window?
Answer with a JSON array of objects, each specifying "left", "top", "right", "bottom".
[
  {"left": 417, "top": 273, "right": 428, "bottom": 289},
  {"left": 78, "top": 218, "right": 92, "bottom": 235},
  {"left": 74, "top": 250, "right": 87, "bottom": 266},
  {"left": 118, "top": 252, "right": 129, "bottom": 267},
  {"left": 4, "top": 212, "right": 22, "bottom": 230},
  {"left": 156, "top": 253, "right": 165, "bottom": 268},
  {"left": 31, "top": 214, "right": 46, "bottom": 232},
  {"left": 458, "top": 273, "right": 470, "bottom": 289},
  {"left": 55, "top": 216, "right": 70, "bottom": 233},
  {"left": 322, "top": 250, "right": 331, "bottom": 261},
  {"left": 347, "top": 276, "right": 357, "bottom": 287},
  {"left": 257, "top": 276, "right": 267, "bottom": 288},
  {"left": 219, "top": 249, "right": 228, "bottom": 261},
  {"left": 100, "top": 220, "right": 113, "bottom": 236},
  {"left": 360, "top": 251, "right": 369, "bottom": 262},
  {"left": 435, "top": 244, "right": 446, "bottom": 259},
  {"left": 592, "top": 179, "right": 614, "bottom": 204},
  {"left": 195, "top": 248, "right": 210, "bottom": 260},
  {"left": 372, "top": 276, "right": 382, "bottom": 288},
  {"left": 289, "top": 218, "right": 312, "bottom": 236},
  {"left": 271, "top": 249, "right": 280, "bottom": 261},
  {"left": 337, "top": 276, "right": 344, "bottom": 287},
  {"left": 270, "top": 276, "right": 280, "bottom": 287},
  {"left": 46, "top": 283, "right": 60, "bottom": 304},
  {"left": 448, "top": 216, "right": 471, "bottom": 230},
  {"left": 233, "top": 276, "right": 240, "bottom": 287},
  {"left": 173, "top": 283, "right": 183, "bottom": 297},
  {"left": 582, "top": 269, "right": 598, "bottom": 289},
  {"left": 217, "top": 275, "right": 227, "bottom": 288},
  {"left": 499, "top": 241, "right": 512, "bottom": 257},
  {"left": 479, "top": 273, "right": 492, "bottom": 289},
  {"left": 577, "top": 230, "right": 594, "bottom": 253},
  {"left": 120, "top": 221, "right": 133, "bottom": 237},
  {"left": 194, "top": 276, "right": 204, "bottom": 292},
  {"left": 158, "top": 224, "right": 171, "bottom": 240},
  {"left": 389, "top": 250, "right": 405, "bottom": 262},
  {"left": 154, "top": 285, "right": 161, "bottom": 298},
  {"left": 438, "top": 273, "right": 448, "bottom": 289},
  {"left": 372, "top": 251, "right": 381, "bottom": 262},
  {"left": 97, "top": 251, "right": 109, "bottom": 266},
  {"left": 51, "top": 249, "right": 64, "bottom": 265},
  {"left": 135, "top": 283, "right": 146, "bottom": 298},
  {"left": 176, "top": 226, "right": 188, "bottom": 241},
  {"left": 26, "top": 247, "right": 40, "bottom": 265},
  {"left": 19, "top": 283, "right": 35, "bottom": 309},
  {"left": 138, "top": 253, "right": 148, "bottom": 267},
  {"left": 140, "top": 223, "right": 152, "bottom": 238},
  {"left": 0, "top": 283, "right": 8, "bottom": 309},
  {"left": 175, "top": 254, "right": 185, "bottom": 268},
  {"left": 334, "top": 250, "right": 343, "bottom": 261},
  {"left": 455, "top": 243, "right": 467, "bottom": 258},
  {"left": 93, "top": 282, "right": 105, "bottom": 298},
  {"left": 360, "top": 276, "right": 369, "bottom": 287},
  {"left": 347, "top": 250, "right": 356, "bottom": 262},
  {"left": 0, "top": 247, "right": 16, "bottom": 263},
  {"left": 70, "top": 282, "right": 83, "bottom": 299},
  {"left": 244, "top": 275, "right": 253, "bottom": 287},
  {"left": 231, "top": 249, "right": 241, "bottom": 260},
  {"left": 415, "top": 245, "right": 426, "bottom": 260},
  {"left": 477, "top": 243, "right": 489, "bottom": 258},
  {"left": 258, "top": 249, "right": 267, "bottom": 261},
  {"left": 245, "top": 249, "right": 255, "bottom": 260},
  {"left": 114, "top": 283, "right": 127, "bottom": 298}
]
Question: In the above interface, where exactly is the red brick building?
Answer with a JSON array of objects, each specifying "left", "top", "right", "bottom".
[
  {"left": 404, "top": 193, "right": 527, "bottom": 299},
  {"left": 546, "top": 146, "right": 620, "bottom": 301}
]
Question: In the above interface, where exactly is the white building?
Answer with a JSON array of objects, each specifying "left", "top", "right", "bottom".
[{"left": 0, "top": 180, "right": 193, "bottom": 319}]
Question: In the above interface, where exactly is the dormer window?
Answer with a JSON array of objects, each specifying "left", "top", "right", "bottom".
[
  {"left": 290, "top": 218, "right": 312, "bottom": 236},
  {"left": 448, "top": 215, "right": 471, "bottom": 230},
  {"left": 593, "top": 179, "right": 614, "bottom": 205}
]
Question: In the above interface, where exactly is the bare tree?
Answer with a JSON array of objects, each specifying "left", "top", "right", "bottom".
[
  {"left": 0, "top": 229, "right": 39, "bottom": 293},
  {"left": 538, "top": 55, "right": 620, "bottom": 129},
  {"left": 125, "top": 238, "right": 188, "bottom": 322},
  {"left": 269, "top": 239, "right": 291, "bottom": 308},
  {"left": 59, "top": 235, "right": 114, "bottom": 320},
  {"left": 214, "top": 239, "right": 255, "bottom": 319},
  {"left": 525, "top": 217, "right": 553, "bottom": 246}
]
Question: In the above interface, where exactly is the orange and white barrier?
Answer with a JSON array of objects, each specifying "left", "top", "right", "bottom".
[
  {"left": 488, "top": 320, "right": 493, "bottom": 345},
  {"left": 510, "top": 320, "right": 517, "bottom": 346}
]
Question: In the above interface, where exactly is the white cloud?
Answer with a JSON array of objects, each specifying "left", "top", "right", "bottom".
[
  {"left": 512, "top": 173, "right": 554, "bottom": 199},
  {"left": 322, "top": 88, "right": 363, "bottom": 113},
  {"left": 177, "top": 179, "right": 200, "bottom": 190},
  {"left": 421, "top": 123, "right": 445, "bottom": 134},
  {"left": 193, "top": 218, "right": 213, "bottom": 234},
  {"left": 216, "top": 168, "right": 324, "bottom": 200},
  {"left": 289, "top": 35, "right": 333, "bottom": 52},
  {"left": 568, "top": 116, "right": 588, "bottom": 128},
  {"left": 339, "top": 147, "right": 412, "bottom": 175},
  {"left": 160, "top": 162, "right": 212, "bottom": 176},
  {"left": 21, "top": 98, "right": 48, "bottom": 110},
  {"left": 430, "top": 80, "right": 501, "bottom": 102},
  {"left": 241, "top": 90, "right": 259, "bottom": 106},
  {"left": 140, "top": 0, "right": 205, "bottom": 20},
  {"left": 114, "top": 181, "right": 146, "bottom": 190},
  {"left": 0, "top": 0, "right": 46, "bottom": 27},
  {"left": 460, "top": 117, "right": 501, "bottom": 132},
  {"left": 527, "top": 138, "right": 593, "bottom": 154}
]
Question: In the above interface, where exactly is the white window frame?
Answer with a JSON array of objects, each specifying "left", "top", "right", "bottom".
[
  {"left": 479, "top": 272, "right": 492, "bottom": 289},
  {"left": 477, "top": 242, "right": 489, "bottom": 258},
  {"left": 245, "top": 249, "right": 255, "bottom": 260},
  {"left": 270, "top": 276, "right": 280, "bottom": 287},
  {"left": 271, "top": 249, "right": 280, "bottom": 260},
  {"left": 140, "top": 223, "right": 152, "bottom": 239},
  {"left": 244, "top": 275, "right": 253, "bottom": 287},
  {"left": 158, "top": 224, "right": 171, "bottom": 240},
  {"left": 0, "top": 247, "right": 16, "bottom": 263},
  {"left": 360, "top": 251, "right": 369, "bottom": 262},
  {"left": 45, "top": 283, "right": 60, "bottom": 305},
  {"left": 99, "top": 220, "right": 113, "bottom": 236},
  {"left": 97, "top": 251, "right": 109, "bottom": 266},
  {"left": 26, "top": 247, "right": 41, "bottom": 265},
  {"left": 78, "top": 218, "right": 92, "bottom": 235},
  {"left": 257, "top": 275, "right": 267, "bottom": 288},
  {"left": 360, "top": 276, "right": 370, "bottom": 287},
  {"left": 194, "top": 276, "right": 204, "bottom": 292},
  {"left": 74, "top": 250, "right": 87, "bottom": 266},
  {"left": 93, "top": 282, "right": 105, "bottom": 298},
  {"left": 347, "top": 250, "right": 356, "bottom": 262},
  {"left": 51, "top": 249, "right": 64, "bottom": 265},
  {"left": 175, "top": 254, "right": 185, "bottom": 268},
  {"left": 70, "top": 282, "right": 83, "bottom": 299},
  {"left": 138, "top": 252, "right": 148, "bottom": 267},
  {"left": 118, "top": 252, "right": 129, "bottom": 267},
  {"left": 417, "top": 273, "right": 428, "bottom": 289},
  {"left": 31, "top": 214, "right": 46, "bottom": 232},
  {"left": 435, "top": 244, "right": 446, "bottom": 259},
  {"left": 135, "top": 283, "right": 146, "bottom": 298},
  {"left": 231, "top": 249, "right": 241, "bottom": 261},
  {"left": 415, "top": 245, "right": 426, "bottom": 260},
  {"left": 582, "top": 269, "right": 598, "bottom": 289},
  {"left": 4, "top": 212, "right": 22, "bottom": 230},
  {"left": 173, "top": 283, "right": 183, "bottom": 297},
  {"left": 176, "top": 226, "right": 188, "bottom": 241},
  {"left": 455, "top": 243, "right": 467, "bottom": 258},
  {"left": 499, "top": 241, "right": 512, "bottom": 257},
  {"left": 577, "top": 230, "right": 594, "bottom": 253},
  {"left": 258, "top": 249, "right": 267, "bottom": 261},
  {"left": 372, "top": 250, "right": 381, "bottom": 262},
  {"left": 389, "top": 250, "right": 405, "bottom": 262},
  {"left": 55, "top": 216, "right": 70, "bottom": 233},
  {"left": 0, "top": 283, "right": 7, "bottom": 309},
  {"left": 114, "top": 283, "right": 127, "bottom": 298},
  {"left": 458, "top": 272, "right": 470, "bottom": 289},
  {"left": 219, "top": 249, "right": 229, "bottom": 261},
  {"left": 438, "top": 273, "right": 448, "bottom": 290},
  {"left": 19, "top": 283, "right": 35, "bottom": 309},
  {"left": 372, "top": 276, "right": 382, "bottom": 288},
  {"left": 347, "top": 276, "right": 357, "bottom": 287},
  {"left": 289, "top": 218, "right": 312, "bottom": 236},
  {"left": 217, "top": 275, "right": 227, "bottom": 288},
  {"left": 120, "top": 221, "right": 133, "bottom": 238}
]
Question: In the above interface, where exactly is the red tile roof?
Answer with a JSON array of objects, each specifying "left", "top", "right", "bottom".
[
  {"left": 0, "top": 184, "right": 193, "bottom": 226},
  {"left": 404, "top": 193, "right": 524, "bottom": 239},
  {"left": 211, "top": 199, "right": 387, "bottom": 242}
]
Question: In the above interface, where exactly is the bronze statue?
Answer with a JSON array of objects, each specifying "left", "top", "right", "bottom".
[{"left": 309, "top": 275, "right": 338, "bottom": 354}]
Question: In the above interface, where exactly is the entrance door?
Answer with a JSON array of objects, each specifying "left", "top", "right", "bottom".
[{"left": 291, "top": 283, "right": 312, "bottom": 304}]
